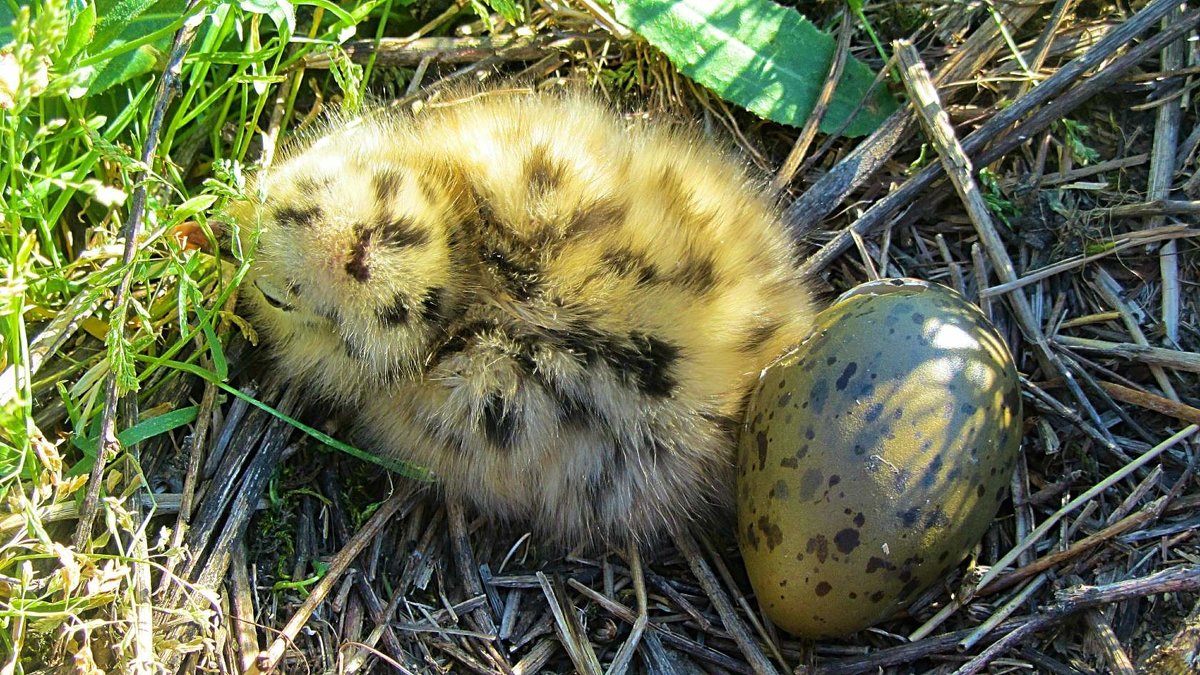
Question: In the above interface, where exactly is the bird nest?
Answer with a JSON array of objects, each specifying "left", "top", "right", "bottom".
[{"left": 15, "top": 0, "right": 1200, "bottom": 672}]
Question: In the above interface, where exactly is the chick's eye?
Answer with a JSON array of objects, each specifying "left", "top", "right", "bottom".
[{"left": 254, "top": 277, "right": 294, "bottom": 311}]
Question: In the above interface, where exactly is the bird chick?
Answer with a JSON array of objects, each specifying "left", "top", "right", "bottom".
[{"left": 233, "top": 86, "right": 815, "bottom": 548}]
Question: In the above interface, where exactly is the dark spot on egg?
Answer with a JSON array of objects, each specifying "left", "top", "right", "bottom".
[
  {"left": 864, "top": 403, "right": 884, "bottom": 422},
  {"left": 897, "top": 577, "right": 922, "bottom": 600},
  {"left": 809, "top": 378, "right": 830, "bottom": 414},
  {"left": 744, "top": 523, "right": 760, "bottom": 550},
  {"left": 755, "top": 431, "right": 768, "bottom": 469},
  {"left": 923, "top": 506, "right": 950, "bottom": 530},
  {"left": 798, "top": 469, "right": 823, "bottom": 501},
  {"left": 806, "top": 535, "right": 829, "bottom": 563},
  {"left": 769, "top": 480, "right": 789, "bottom": 500},
  {"left": 835, "top": 362, "right": 857, "bottom": 391},
  {"left": 920, "top": 455, "right": 944, "bottom": 489},
  {"left": 815, "top": 582, "right": 832, "bottom": 597},
  {"left": 833, "top": 528, "right": 860, "bottom": 554},
  {"left": 865, "top": 557, "right": 895, "bottom": 574},
  {"left": 757, "top": 516, "right": 784, "bottom": 551}
]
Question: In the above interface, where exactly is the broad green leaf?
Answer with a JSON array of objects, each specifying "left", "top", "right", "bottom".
[
  {"left": 612, "top": 0, "right": 897, "bottom": 136},
  {"left": 63, "top": 2, "right": 97, "bottom": 60},
  {"left": 94, "top": 0, "right": 161, "bottom": 48},
  {"left": 86, "top": 43, "right": 162, "bottom": 96},
  {"left": 83, "top": 0, "right": 192, "bottom": 95},
  {"left": 0, "top": 3, "right": 16, "bottom": 46},
  {"left": 167, "top": 194, "right": 220, "bottom": 227}
]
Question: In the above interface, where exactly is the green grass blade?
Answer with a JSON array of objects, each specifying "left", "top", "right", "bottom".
[
  {"left": 149, "top": 357, "right": 435, "bottom": 482},
  {"left": 71, "top": 405, "right": 200, "bottom": 459}
]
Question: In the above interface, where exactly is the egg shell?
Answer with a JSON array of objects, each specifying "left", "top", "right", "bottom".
[{"left": 737, "top": 278, "right": 1022, "bottom": 638}]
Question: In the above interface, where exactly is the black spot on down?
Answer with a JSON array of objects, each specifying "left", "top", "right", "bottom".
[
  {"left": 525, "top": 145, "right": 565, "bottom": 196},
  {"left": 376, "top": 215, "right": 429, "bottom": 249},
  {"left": 377, "top": 293, "right": 410, "bottom": 327},
  {"left": 481, "top": 393, "right": 518, "bottom": 450},
  {"left": 371, "top": 169, "right": 405, "bottom": 203},
  {"left": 274, "top": 205, "right": 321, "bottom": 228},
  {"left": 626, "top": 332, "right": 680, "bottom": 397}
]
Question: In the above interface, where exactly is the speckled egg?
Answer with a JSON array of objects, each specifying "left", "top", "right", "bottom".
[{"left": 737, "top": 278, "right": 1022, "bottom": 637}]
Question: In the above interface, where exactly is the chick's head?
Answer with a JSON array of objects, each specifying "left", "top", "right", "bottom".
[{"left": 233, "top": 118, "right": 458, "bottom": 399}]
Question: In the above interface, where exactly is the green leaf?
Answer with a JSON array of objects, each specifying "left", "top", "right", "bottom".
[
  {"left": 0, "top": 3, "right": 17, "bottom": 47},
  {"left": 93, "top": 0, "right": 161, "bottom": 48},
  {"left": 63, "top": 2, "right": 97, "bottom": 60},
  {"left": 484, "top": 0, "right": 524, "bottom": 24},
  {"left": 82, "top": 0, "right": 193, "bottom": 95},
  {"left": 612, "top": 0, "right": 897, "bottom": 136},
  {"left": 86, "top": 43, "right": 162, "bottom": 95},
  {"left": 70, "top": 405, "right": 200, "bottom": 471},
  {"left": 167, "top": 194, "right": 219, "bottom": 227},
  {"left": 105, "top": 318, "right": 140, "bottom": 397}
]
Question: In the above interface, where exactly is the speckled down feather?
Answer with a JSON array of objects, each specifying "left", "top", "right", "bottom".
[{"left": 232, "top": 86, "right": 815, "bottom": 548}]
